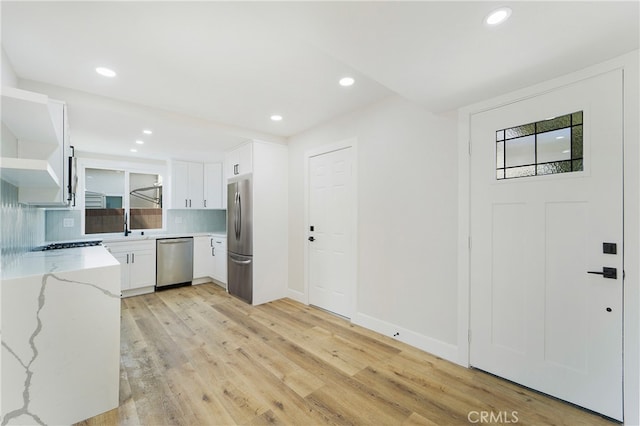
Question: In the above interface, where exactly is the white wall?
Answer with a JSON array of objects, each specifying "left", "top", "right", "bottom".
[
  {"left": 1, "top": 47, "right": 18, "bottom": 87},
  {"left": 288, "top": 95, "right": 459, "bottom": 357},
  {"left": 1, "top": 48, "right": 19, "bottom": 157}
]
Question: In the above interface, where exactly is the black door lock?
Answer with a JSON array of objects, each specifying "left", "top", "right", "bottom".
[
  {"left": 587, "top": 267, "right": 617, "bottom": 279},
  {"left": 308, "top": 236, "right": 315, "bottom": 242}
]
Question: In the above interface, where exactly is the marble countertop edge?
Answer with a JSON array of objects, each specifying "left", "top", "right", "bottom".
[{"left": 1, "top": 246, "right": 120, "bottom": 281}]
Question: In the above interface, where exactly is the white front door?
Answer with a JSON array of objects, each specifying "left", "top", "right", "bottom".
[
  {"left": 308, "top": 146, "right": 355, "bottom": 318},
  {"left": 470, "top": 70, "right": 623, "bottom": 421}
]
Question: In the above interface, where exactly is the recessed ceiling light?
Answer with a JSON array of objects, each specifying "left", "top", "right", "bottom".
[
  {"left": 485, "top": 7, "right": 512, "bottom": 26},
  {"left": 135, "top": 140, "right": 144, "bottom": 145},
  {"left": 556, "top": 136, "right": 566, "bottom": 139},
  {"left": 270, "top": 115, "right": 283, "bottom": 121},
  {"left": 130, "top": 148, "right": 138, "bottom": 153},
  {"left": 562, "top": 149, "right": 571, "bottom": 154},
  {"left": 143, "top": 129, "right": 152, "bottom": 135},
  {"left": 95, "top": 67, "right": 117, "bottom": 78},
  {"left": 339, "top": 77, "right": 355, "bottom": 87}
]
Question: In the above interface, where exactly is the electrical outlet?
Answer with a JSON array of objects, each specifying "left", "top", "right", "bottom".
[{"left": 63, "top": 218, "right": 74, "bottom": 228}]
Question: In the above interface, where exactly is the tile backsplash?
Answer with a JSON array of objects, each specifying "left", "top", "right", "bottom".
[
  {"left": 45, "top": 209, "right": 83, "bottom": 242},
  {"left": 166, "top": 209, "right": 226, "bottom": 234},
  {"left": 45, "top": 208, "right": 226, "bottom": 241},
  {"left": 1, "top": 179, "right": 45, "bottom": 270}
]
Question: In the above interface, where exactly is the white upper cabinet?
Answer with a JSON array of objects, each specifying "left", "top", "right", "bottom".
[
  {"left": 171, "top": 160, "right": 203, "bottom": 209},
  {"left": 171, "top": 161, "right": 189, "bottom": 208},
  {"left": 203, "top": 162, "right": 222, "bottom": 209},
  {"left": 226, "top": 142, "right": 253, "bottom": 178},
  {"left": 190, "top": 163, "right": 205, "bottom": 208},
  {"left": 1, "top": 87, "right": 73, "bottom": 206},
  {"left": 170, "top": 160, "right": 222, "bottom": 209}
]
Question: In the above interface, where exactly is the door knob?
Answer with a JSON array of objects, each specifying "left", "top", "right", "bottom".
[
  {"left": 308, "top": 236, "right": 315, "bottom": 242},
  {"left": 587, "top": 267, "right": 617, "bottom": 279}
]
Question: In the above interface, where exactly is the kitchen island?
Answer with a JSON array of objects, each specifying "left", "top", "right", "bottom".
[{"left": 1, "top": 246, "right": 120, "bottom": 425}]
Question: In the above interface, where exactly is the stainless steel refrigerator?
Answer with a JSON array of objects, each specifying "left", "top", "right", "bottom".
[{"left": 227, "top": 177, "right": 253, "bottom": 303}]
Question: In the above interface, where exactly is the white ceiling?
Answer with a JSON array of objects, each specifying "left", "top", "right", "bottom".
[{"left": 2, "top": 1, "right": 638, "bottom": 161}]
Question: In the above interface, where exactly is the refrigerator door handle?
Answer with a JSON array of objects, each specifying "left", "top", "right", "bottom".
[
  {"left": 234, "top": 191, "right": 240, "bottom": 239},
  {"left": 229, "top": 257, "right": 252, "bottom": 265},
  {"left": 237, "top": 192, "right": 242, "bottom": 240}
]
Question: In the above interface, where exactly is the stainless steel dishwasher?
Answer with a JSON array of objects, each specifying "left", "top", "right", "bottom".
[{"left": 156, "top": 237, "right": 194, "bottom": 289}]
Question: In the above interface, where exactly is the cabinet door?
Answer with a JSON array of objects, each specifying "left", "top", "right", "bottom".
[
  {"left": 111, "top": 251, "right": 130, "bottom": 291},
  {"left": 172, "top": 161, "right": 190, "bottom": 208},
  {"left": 193, "top": 236, "right": 214, "bottom": 278},
  {"left": 225, "top": 150, "right": 239, "bottom": 179},
  {"left": 213, "top": 247, "right": 227, "bottom": 284},
  {"left": 226, "top": 143, "right": 253, "bottom": 178},
  {"left": 203, "top": 163, "right": 222, "bottom": 209},
  {"left": 237, "top": 143, "right": 253, "bottom": 176},
  {"left": 188, "top": 162, "right": 204, "bottom": 208},
  {"left": 129, "top": 249, "right": 156, "bottom": 290},
  {"left": 212, "top": 237, "right": 227, "bottom": 284}
]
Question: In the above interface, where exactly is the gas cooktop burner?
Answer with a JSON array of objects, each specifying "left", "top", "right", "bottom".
[{"left": 35, "top": 240, "right": 103, "bottom": 251}]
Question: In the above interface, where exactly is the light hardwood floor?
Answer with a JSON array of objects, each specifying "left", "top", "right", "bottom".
[{"left": 78, "top": 283, "right": 616, "bottom": 426}]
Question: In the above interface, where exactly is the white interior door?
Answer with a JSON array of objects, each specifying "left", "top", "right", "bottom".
[
  {"left": 470, "top": 70, "right": 623, "bottom": 421},
  {"left": 308, "top": 147, "right": 355, "bottom": 318}
]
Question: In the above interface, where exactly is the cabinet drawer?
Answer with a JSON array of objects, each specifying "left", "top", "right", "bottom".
[
  {"left": 212, "top": 237, "right": 227, "bottom": 250},
  {"left": 104, "top": 239, "right": 155, "bottom": 253}
]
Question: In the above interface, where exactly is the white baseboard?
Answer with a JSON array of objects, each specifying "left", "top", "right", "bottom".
[
  {"left": 352, "top": 312, "right": 460, "bottom": 365},
  {"left": 192, "top": 277, "right": 227, "bottom": 289},
  {"left": 121, "top": 286, "right": 154, "bottom": 298},
  {"left": 286, "top": 288, "right": 306, "bottom": 304}
]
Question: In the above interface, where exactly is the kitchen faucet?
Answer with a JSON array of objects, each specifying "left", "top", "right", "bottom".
[{"left": 124, "top": 212, "right": 130, "bottom": 236}]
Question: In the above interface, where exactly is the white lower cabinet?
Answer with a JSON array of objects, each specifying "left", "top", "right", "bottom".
[
  {"left": 193, "top": 236, "right": 214, "bottom": 279},
  {"left": 105, "top": 240, "right": 156, "bottom": 297},
  {"left": 212, "top": 236, "right": 227, "bottom": 285},
  {"left": 193, "top": 235, "right": 227, "bottom": 286}
]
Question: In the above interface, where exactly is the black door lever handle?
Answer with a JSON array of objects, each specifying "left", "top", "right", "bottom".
[
  {"left": 308, "top": 236, "right": 315, "bottom": 242},
  {"left": 587, "top": 267, "right": 617, "bottom": 279}
]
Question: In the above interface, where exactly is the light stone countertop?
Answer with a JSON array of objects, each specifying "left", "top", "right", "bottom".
[
  {"left": 4, "top": 232, "right": 228, "bottom": 281},
  {"left": 45, "top": 231, "right": 227, "bottom": 245},
  {"left": 103, "top": 231, "right": 226, "bottom": 244},
  {"left": 1, "top": 245, "right": 119, "bottom": 280}
]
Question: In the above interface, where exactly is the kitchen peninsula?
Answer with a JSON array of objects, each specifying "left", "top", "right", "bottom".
[{"left": 1, "top": 245, "right": 120, "bottom": 425}]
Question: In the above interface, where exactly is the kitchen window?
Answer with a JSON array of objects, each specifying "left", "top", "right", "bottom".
[{"left": 83, "top": 167, "right": 163, "bottom": 235}]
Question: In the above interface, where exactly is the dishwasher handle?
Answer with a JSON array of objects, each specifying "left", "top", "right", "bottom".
[{"left": 158, "top": 239, "right": 192, "bottom": 245}]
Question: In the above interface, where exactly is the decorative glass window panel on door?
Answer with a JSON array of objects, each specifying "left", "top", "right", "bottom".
[{"left": 496, "top": 111, "right": 583, "bottom": 180}]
